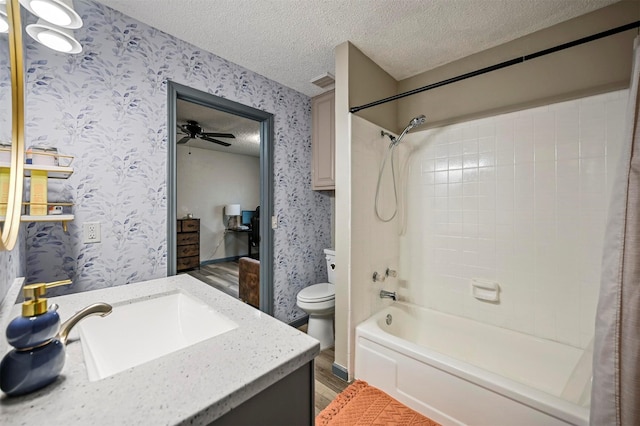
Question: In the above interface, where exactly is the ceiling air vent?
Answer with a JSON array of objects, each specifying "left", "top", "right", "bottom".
[{"left": 310, "top": 72, "right": 335, "bottom": 89}]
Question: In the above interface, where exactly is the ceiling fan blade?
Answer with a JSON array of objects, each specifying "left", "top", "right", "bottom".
[
  {"left": 199, "top": 135, "right": 231, "bottom": 147},
  {"left": 177, "top": 136, "right": 191, "bottom": 144},
  {"left": 201, "top": 132, "right": 236, "bottom": 139}
]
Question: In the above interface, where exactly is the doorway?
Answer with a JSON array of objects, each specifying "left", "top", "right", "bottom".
[{"left": 167, "top": 81, "right": 274, "bottom": 315}]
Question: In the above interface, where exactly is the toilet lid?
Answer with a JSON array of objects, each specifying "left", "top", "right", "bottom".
[{"left": 297, "top": 283, "right": 335, "bottom": 303}]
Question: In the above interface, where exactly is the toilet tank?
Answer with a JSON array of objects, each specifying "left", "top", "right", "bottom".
[{"left": 324, "top": 249, "right": 336, "bottom": 284}]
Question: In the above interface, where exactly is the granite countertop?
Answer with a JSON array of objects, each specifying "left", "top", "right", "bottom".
[{"left": 0, "top": 275, "right": 320, "bottom": 425}]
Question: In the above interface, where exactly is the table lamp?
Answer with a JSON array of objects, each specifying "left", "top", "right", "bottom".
[{"left": 225, "top": 204, "right": 241, "bottom": 229}]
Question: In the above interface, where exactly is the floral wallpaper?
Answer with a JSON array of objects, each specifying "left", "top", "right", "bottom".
[
  {"left": 0, "top": 32, "right": 10, "bottom": 144},
  {"left": 22, "top": 0, "right": 331, "bottom": 323},
  {"left": 0, "top": 241, "right": 24, "bottom": 305},
  {"left": 0, "top": 29, "right": 25, "bottom": 304}
]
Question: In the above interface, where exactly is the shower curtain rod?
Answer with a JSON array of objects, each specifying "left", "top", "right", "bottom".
[{"left": 349, "top": 20, "right": 640, "bottom": 114}]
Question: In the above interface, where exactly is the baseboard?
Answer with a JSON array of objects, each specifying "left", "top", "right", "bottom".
[
  {"left": 288, "top": 315, "right": 309, "bottom": 329},
  {"left": 332, "top": 363, "right": 349, "bottom": 382},
  {"left": 201, "top": 254, "right": 262, "bottom": 266},
  {"left": 200, "top": 256, "right": 242, "bottom": 266}
]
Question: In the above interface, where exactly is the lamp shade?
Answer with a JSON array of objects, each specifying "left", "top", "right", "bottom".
[{"left": 225, "top": 204, "right": 241, "bottom": 216}]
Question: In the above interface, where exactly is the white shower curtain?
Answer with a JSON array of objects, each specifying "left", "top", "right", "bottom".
[{"left": 591, "top": 36, "right": 640, "bottom": 426}]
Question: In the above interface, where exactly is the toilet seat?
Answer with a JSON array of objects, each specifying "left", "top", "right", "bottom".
[{"left": 297, "top": 283, "right": 335, "bottom": 303}]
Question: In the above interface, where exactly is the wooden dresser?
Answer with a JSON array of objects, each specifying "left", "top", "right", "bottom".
[{"left": 177, "top": 218, "right": 200, "bottom": 272}]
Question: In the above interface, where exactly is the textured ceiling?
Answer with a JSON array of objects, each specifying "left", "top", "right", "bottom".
[
  {"left": 96, "top": 0, "right": 619, "bottom": 97},
  {"left": 177, "top": 99, "right": 260, "bottom": 157}
]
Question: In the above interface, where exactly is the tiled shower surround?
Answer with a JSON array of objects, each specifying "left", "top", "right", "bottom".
[{"left": 399, "top": 90, "right": 627, "bottom": 348}]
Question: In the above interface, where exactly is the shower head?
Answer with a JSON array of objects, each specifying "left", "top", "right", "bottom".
[
  {"left": 394, "top": 115, "right": 426, "bottom": 145},
  {"left": 409, "top": 115, "right": 427, "bottom": 129},
  {"left": 380, "top": 115, "right": 427, "bottom": 145}
]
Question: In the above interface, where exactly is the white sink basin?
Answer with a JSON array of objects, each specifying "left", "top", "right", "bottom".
[{"left": 77, "top": 291, "right": 238, "bottom": 381}]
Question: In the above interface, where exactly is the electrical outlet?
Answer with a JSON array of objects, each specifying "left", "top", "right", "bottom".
[
  {"left": 271, "top": 215, "right": 278, "bottom": 229},
  {"left": 83, "top": 222, "right": 101, "bottom": 243}
]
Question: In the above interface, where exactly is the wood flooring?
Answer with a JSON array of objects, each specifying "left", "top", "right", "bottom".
[
  {"left": 314, "top": 346, "right": 349, "bottom": 416},
  {"left": 186, "top": 261, "right": 239, "bottom": 298},
  {"left": 298, "top": 324, "right": 350, "bottom": 416}
]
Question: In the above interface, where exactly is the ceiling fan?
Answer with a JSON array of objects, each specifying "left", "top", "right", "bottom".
[{"left": 177, "top": 120, "right": 236, "bottom": 146}]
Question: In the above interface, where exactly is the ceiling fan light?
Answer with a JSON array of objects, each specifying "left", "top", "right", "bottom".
[
  {"left": 19, "top": 0, "right": 82, "bottom": 29},
  {"left": 26, "top": 20, "right": 82, "bottom": 54}
]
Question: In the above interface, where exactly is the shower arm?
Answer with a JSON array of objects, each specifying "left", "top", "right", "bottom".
[{"left": 381, "top": 115, "right": 426, "bottom": 147}]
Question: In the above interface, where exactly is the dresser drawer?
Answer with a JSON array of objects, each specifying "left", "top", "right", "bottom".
[
  {"left": 181, "top": 219, "right": 200, "bottom": 232},
  {"left": 177, "top": 255, "right": 199, "bottom": 271},
  {"left": 177, "top": 244, "right": 199, "bottom": 257},
  {"left": 177, "top": 232, "right": 199, "bottom": 245}
]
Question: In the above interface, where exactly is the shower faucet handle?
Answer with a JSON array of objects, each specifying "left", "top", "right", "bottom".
[
  {"left": 385, "top": 268, "right": 397, "bottom": 278},
  {"left": 372, "top": 271, "right": 385, "bottom": 282}
]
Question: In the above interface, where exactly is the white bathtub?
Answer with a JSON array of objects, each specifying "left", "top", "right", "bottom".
[{"left": 355, "top": 302, "right": 592, "bottom": 426}]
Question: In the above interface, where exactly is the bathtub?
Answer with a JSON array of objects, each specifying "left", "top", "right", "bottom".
[{"left": 355, "top": 303, "right": 592, "bottom": 426}]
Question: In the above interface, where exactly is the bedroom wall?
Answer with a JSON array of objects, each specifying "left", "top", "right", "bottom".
[{"left": 176, "top": 146, "right": 259, "bottom": 262}]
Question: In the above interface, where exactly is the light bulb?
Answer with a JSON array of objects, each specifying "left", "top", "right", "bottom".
[
  {"left": 37, "top": 29, "right": 73, "bottom": 52},
  {"left": 30, "top": 0, "right": 72, "bottom": 27}
]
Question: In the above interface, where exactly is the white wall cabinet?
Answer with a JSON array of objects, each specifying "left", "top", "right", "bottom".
[{"left": 311, "top": 90, "right": 335, "bottom": 190}]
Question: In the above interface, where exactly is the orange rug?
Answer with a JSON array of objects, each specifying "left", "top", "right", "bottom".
[{"left": 316, "top": 380, "right": 441, "bottom": 426}]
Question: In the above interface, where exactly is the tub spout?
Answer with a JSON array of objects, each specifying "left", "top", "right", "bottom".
[
  {"left": 380, "top": 290, "right": 396, "bottom": 301},
  {"left": 58, "top": 302, "right": 112, "bottom": 345}
]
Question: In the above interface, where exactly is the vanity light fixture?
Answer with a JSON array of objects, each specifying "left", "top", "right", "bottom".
[
  {"left": 18, "top": 0, "right": 82, "bottom": 29},
  {"left": 26, "top": 19, "right": 81, "bottom": 53}
]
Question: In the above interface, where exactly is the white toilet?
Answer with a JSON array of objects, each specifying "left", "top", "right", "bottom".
[{"left": 297, "top": 249, "right": 335, "bottom": 350}]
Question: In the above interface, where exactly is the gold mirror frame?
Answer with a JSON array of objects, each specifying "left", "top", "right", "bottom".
[{"left": 1, "top": 0, "right": 24, "bottom": 251}]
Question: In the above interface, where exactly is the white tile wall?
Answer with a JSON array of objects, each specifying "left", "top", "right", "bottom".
[{"left": 398, "top": 90, "right": 628, "bottom": 348}]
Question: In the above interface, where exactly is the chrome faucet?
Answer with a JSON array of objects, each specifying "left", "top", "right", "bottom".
[
  {"left": 379, "top": 290, "right": 397, "bottom": 301},
  {"left": 58, "top": 302, "right": 113, "bottom": 345}
]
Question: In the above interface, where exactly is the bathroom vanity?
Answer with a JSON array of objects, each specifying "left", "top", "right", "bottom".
[{"left": 0, "top": 275, "right": 320, "bottom": 425}]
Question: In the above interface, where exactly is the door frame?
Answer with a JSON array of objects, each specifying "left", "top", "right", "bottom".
[{"left": 167, "top": 81, "right": 274, "bottom": 316}]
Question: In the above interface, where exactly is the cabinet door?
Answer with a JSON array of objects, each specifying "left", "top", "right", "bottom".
[{"left": 312, "top": 90, "right": 335, "bottom": 190}]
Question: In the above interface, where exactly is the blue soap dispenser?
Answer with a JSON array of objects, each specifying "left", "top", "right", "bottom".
[{"left": 0, "top": 280, "right": 71, "bottom": 396}]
